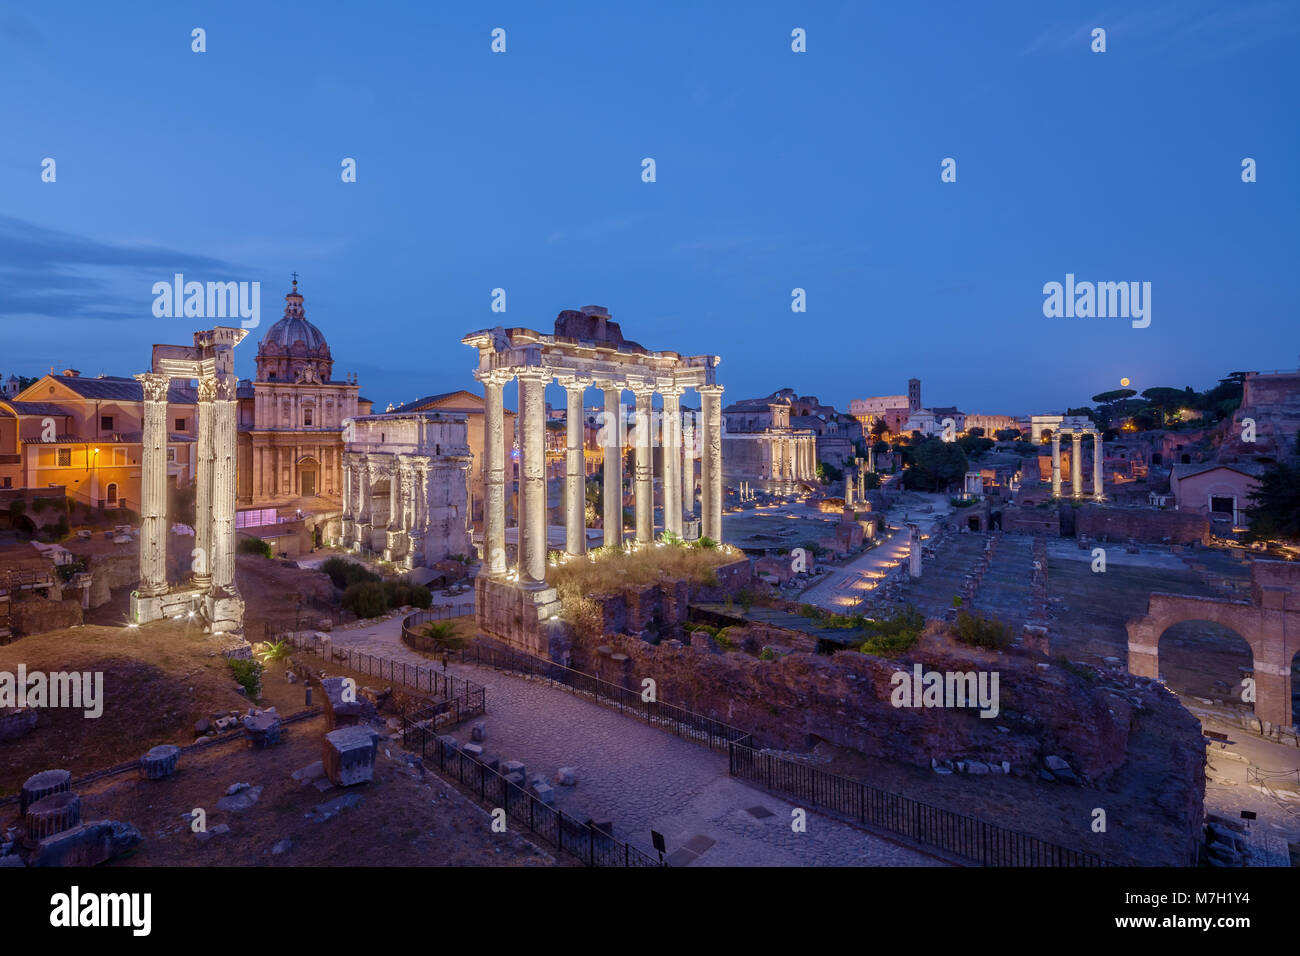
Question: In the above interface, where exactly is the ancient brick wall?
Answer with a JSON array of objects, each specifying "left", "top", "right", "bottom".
[
  {"left": 1002, "top": 507, "right": 1060, "bottom": 535},
  {"left": 1077, "top": 505, "right": 1208, "bottom": 545}
]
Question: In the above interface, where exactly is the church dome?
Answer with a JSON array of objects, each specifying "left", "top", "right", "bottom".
[{"left": 255, "top": 277, "right": 334, "bottom": 382}]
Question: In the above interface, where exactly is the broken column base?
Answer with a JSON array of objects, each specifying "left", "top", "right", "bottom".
[
  {"left": 474, "top": 575, "right": 566, "bottom": 659},
  {"left": 130, "top": 586, "right": 204, "bottom": 626},
  {"left": 323, "top": 725, "right": 380, "bottom": 786},
  {"left": 205, "top": 586, "right": 245, "bottom": 635}
]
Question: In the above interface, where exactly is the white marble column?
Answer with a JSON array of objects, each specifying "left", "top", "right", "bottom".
[
  {"left": 480, "top": 370, "right": 509, "bottom": 575},
  {"left": 1051, "top": 433, "right": 1062, "bottom": 498},
  {"left": 517, "top": 367, "right": 549, "bottom": 586},
  {"left": 559, "top": 376, "right": 590, "bottom": 558},
  {"left": 388, "top": 461, "right": 401, "bottom": 530},
  {"left": 700, "top": 385, "right": 724, "bottom": 542},
  {"left": 681, "top": 407, "right": 695, "bottom": 520},
  {"left": 193, "top": 377, "right": 216, "bottom": 589},
  {"left": 1070, "top": 432, "right": 1083, "bottom": 499},
  {"left": 354, "top": 457, "right": 372, "bottom": 549},
  {"left": 631, "top": 383, "right": 655, "bottom": 545},
  {"left": 135, "top": 373, "right": 170, "bottom": 597},
  {"left": 211, "top": 376, "right": 238, "bottom": 591},
  {"left": 1092, "top": 432, "right": 1105, "bottom": 502},
  {"left": 661, "top": 386, "right": 683, "bottom": 537},
  {"left": 599, "top": 381, "right": 623, "bottom": 548},
  {"left": 341, "top": 456, "right": 354, "bottom": 542}
]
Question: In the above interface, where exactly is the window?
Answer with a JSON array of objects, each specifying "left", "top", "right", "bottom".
[
  {"left": 57, "top": 448, "right": 71, "bottom": 467},
  {"left": 101, "top": 415, "right": 113, "bottom": 431},
  {"left": 304, "top": 409, "right": 313, "bottom": 426},
  {"left": 166, "top": 448, "right": 176, "bottom": 463},
  {"left": 106, "top": 483, "right": 118, "bottom": 505},
  {"left": 175, "top": 418, "right": 186, "bottom": 431},
  {"left": 2, "top": 477, "right": 10, "bottom": 488}
]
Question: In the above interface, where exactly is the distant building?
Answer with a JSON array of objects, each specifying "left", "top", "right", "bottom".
[
  {"left": 1170, "top": 462, "right": 1264, "bottom": 528},
  {"left": 0, "top": 371, "right": 198, "bottom": 509},
  {"left": 964, "top": 414, "right": 1018, "bottom": 436},
  {"left": 236, "top": 279, "right": 370, "bottom": 507},
  {"left": 850, "top": 378, "right": 920, "bottom": 435},
  {"left": 2, "top": 375, "right": 20, "bottom": 399},
  {"left": 388, "top": 389, "right": 517, "bottom": 526},
  {"left": 722, "top": 391, "right": 818, "bottom": 491}
]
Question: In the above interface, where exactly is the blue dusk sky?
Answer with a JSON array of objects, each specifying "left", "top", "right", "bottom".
[{"left": 0, "top": 1, "right": 1296, "bottom": 416}]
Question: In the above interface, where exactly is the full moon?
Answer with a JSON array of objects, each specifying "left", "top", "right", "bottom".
[{"left": 1120, "top": 377, "right": 1130, "bottom": 387}]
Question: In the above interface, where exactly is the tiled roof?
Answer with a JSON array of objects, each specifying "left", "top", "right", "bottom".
[
  {"left": 1172, "top": 461, "right": 1266, "bottom": 480},
  {"left": 48, "top": 375, "right": 197, "bottom": 404},
  {"left": 3, "top": 401, "right": 69, "bottom": 416}
]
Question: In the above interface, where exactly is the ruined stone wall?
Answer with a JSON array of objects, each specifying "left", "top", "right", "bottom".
[
  {"left": 1077, "top": 504, "right": 1208, "bottom": 545},
  {"left": 87, "top": 552, "right": 138, "bottom": 608},
  {"left": 12, "top": 595, "right": 83, "bottom": 635},
  {"left": 1002, "top": 507, "right": 1060, "bottom": 535}
]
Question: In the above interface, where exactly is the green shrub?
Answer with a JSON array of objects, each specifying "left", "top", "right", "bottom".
[
  {"left": 694, "top": 536, "right": 719, "bottom": 550},
  {"left": 713, "top": 627, "right": 734, "bottom": 650},
  {"left": 857, "top": 606, "right": 924, "bottom": 657},
  {"left": 8, "top": 500, "right": 26, "bottom": 517},
  {"left": 321, "top": 556, "right": 380, "bottom": 590},
  {"left": 953, "top": 611, "right": 1012, "bottom": 649},
  {"left": 341, "top": 581, "right": 388, "bottom": 618},
  {"left": 256, "top": 639, "right": 291, "bottom": 663},
  {"left": 758, "top": 646, "right": 775, "bottom": 661},
  {"left": 228, "top": 658, "right": 263, "bottom": 698},
  {"left": 237, "top": 537, "right": 272, "bottom": 558},
  {"left": 421, "top": 621, "right": 468, "bottom": 652},
  {"left": 382, "top": 580, "right": 432, "bottom": 610}
]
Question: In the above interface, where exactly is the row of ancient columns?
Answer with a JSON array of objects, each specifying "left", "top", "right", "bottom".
[
  {"left": 770, "top": 433, "right": 817, "bottom": 483},
  {"left": 478, "top": 368, "right": 724, "bottom": 589},
  {"left": 136, "top": 372, "right": 237, "bottom": 598},
  {"left": 340, "top": 454, "right": 433, "bottom": 566},
  {"left": 1050, "top": 429, "right": 1104, "bottom": 501}
]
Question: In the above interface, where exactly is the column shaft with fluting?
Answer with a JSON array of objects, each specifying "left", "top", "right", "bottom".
[
  {"left": 600, "top": 383, "right": 623, "bottom": 548},
  {"left": 1051, "top": 434, "right": 1062, "bottom": 498},
  {"left": 481, "top": 371, "right": 508, "bottom": 575},
  {"left": 517, "top": 368, "right": 549, "bottom": 586},
  {"left": 561, "top": 377, "right": 589, "bottom": 557},
  {"left": 681, "top": 410, "right": 695, "bottom": 520},
  {"left": 1092, "top": 432, "right": 1104, "bottom": 501},
  {"left": 661, "top": 388, "right": 682, "bottom": 537},
  {"left": 631, "top": 384, "right": 654, "bottom": 545},
  {"left": 1070, "top": 432, "right": 1083, "bottom": 499},
  {"left": 136, "top": 373, "right": 170, "bottom": 597},
  {"left": 700, "top": 385, "right": 724, "bottom": 542},
  {"left": 193, "top": 377, "right": 216, "bottom": 589},
  {"left": 210, "top": 377, "right": 238, "bottom": 590}
]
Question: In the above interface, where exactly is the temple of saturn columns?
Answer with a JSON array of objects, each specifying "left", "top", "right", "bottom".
[
  {"left": 337, "top": 411, "right": 474, "bottom": 568},
  {"left": 462, "top": 306, "right": 722, "bottom": 657},
  {"left": 131, "top": 327, "right": 248, "bottom": 635},
  {"left": 1049, "top": 426, "right": 1105, "bottom": 501}
]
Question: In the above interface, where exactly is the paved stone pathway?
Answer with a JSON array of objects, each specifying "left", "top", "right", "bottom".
[{"left": 326, "top": 617, "right": 940, "bottom": 866}]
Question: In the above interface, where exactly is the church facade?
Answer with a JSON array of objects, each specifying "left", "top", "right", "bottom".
[{"left": 236, "top": 279, "right": 370, "bottom": 507}]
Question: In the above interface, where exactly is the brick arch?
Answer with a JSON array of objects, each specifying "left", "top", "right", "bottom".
[{"left": 1127, "top": 592, "right": 1298, "bottom": 728}]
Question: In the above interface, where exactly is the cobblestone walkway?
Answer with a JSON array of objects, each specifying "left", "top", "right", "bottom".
[{"left": 326, "top": 617, "right": 940, "bottom": 866}]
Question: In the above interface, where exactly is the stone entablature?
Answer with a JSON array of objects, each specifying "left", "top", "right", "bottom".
[{"left": 339, "top": 412, "right": 472, "bottom": 568}]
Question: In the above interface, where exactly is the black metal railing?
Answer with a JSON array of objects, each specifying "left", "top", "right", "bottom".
[
  {"left": 278, "top": 630, "right": 487, "bottom": 729},
  {"left": 728, "top": 741, "right": 1114, "bottom": 866},
  {"left": 401, "top": 612, "right": 749, "bottom": 753},
  {"left": 401, "top": 700, "right": 664, "bottom": 868}
]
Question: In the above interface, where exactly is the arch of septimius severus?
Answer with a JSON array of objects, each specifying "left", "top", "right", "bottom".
[
  {"left": 462, "top": 307, "right": 722, "bottom": 656},
  {"left": 131, "top": 327, "right": 247, "bottom": 636},
  {"left": 1049, "top": 425, "right": 1105, "bottom": 500}
]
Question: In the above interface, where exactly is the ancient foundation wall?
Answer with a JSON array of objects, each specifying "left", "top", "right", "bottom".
[{"left": 1077, "top": 505, "right": 1208, "bottom": 545}]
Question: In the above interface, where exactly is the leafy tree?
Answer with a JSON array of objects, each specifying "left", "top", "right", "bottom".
[
  {"left": 1141, "top": 387, "right": 1186, "bottom": 427},
  {"left": 994, "top": 428, "right": 1021, "bottom": 442},
  {"left": 817, "top": 461, "right": 843, "bottom": 483},
  {"left": 1065, "top": 407, "right": 1095, "bottom": 422},
  {"left": 957, "top": 434, "right": 994, "bottom": 458},
  {"left": 1242, "top": 462, "right": 1300, "bottom": 543},
  {"left": 903, "top": 438, "right": 968, "bottom": 492},
  {"left": 870, "top": 419, "right": 889, "bottom": 440},
  {"left": 872, "top": 440, "right": 890, "bottom": 456}
]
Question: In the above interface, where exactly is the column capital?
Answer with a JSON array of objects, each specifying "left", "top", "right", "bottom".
[
  {"left": 697, "top": 384, "right": 725, "bottom": 396},
  {"left": 657, "top": 383, "right": 685, "bottom": 400},
  {"left": 515, "top": 366, "right": 551, "bottom": 385},
  {"left": 627, "top": 379, "right": 656, "bottom": 399},
  {"left": 135, "top": 372, "right": 171, "bottom": 403},
  {"left": 555, "top": 374, "right": 593, "bottom": 390},
  {"left": 196, "top": 377, "right": 218, "bottom": 403},
  {"left": 475, "top": 368, "right": 515, "bottom": 387}
]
